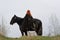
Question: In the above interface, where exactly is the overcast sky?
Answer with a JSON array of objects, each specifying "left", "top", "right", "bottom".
[{"left": 0, "top": 0, "right": 60, "bottom": 38}]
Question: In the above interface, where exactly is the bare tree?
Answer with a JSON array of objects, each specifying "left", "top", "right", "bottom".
[
  {"left": 49, "top": 13, "right": 60, "bottom": 36},
  {"left": 2, "top": 16, "right": 7, "bottom": 36}
]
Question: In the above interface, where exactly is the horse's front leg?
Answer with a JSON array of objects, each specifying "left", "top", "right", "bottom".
[
  {"left": 25, "top": 31, "right": 28, "bottom": 36},
  {"left": 21, "top": 31, "right": 24, "bottom": 36}
]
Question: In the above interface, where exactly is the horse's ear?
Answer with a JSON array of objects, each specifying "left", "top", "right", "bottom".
[{"left": 14, "top": 15, "right": 16, "bottom": 17}]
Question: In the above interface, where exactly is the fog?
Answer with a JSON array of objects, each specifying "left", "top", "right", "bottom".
[{"left": 0, "top": 0, "right": 60, "bottom": 38}]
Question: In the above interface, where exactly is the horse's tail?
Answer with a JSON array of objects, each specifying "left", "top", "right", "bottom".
[{"left": 33, "top": 19, "right": 42, "bottom": 36}]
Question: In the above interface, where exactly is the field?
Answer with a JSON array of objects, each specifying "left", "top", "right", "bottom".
[{"left": 0, "top": 35, "right": 60, "bottom": 40}]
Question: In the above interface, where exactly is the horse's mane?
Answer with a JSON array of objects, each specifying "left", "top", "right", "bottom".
[{"left": 15, "top": 16, "right": 24, "bottom": 26}]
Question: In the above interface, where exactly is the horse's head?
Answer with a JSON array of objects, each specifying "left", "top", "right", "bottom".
[{"left": 10, "top": 15, "right": 17, "bottom": 25}]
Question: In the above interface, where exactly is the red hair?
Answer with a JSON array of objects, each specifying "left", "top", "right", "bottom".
[{"left": 26, "top": 10, "right": 32, "bottom": 16}]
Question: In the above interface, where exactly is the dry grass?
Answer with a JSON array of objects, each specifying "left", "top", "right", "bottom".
[{"left": 0, "top": 34, "right": 60, "bottom": 40}]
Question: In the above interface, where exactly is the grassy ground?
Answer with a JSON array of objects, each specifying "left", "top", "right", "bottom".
[{"left": 0, "top": 35, "right": 60, "bottom": 40}]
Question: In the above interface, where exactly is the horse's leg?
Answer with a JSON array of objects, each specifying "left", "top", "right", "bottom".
[
  {"left": 35, "top": 31, "right": 38, "bottom": 35},
  {"left": 25, "top": 31, "right": 28, "bottom": 36},
  {"left": 21, "top": 31, "right": 24, "bottom": 36}
]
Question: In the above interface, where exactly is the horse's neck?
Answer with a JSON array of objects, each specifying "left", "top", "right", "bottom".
[{"left": 16, "top": 18, "right": 23, "bottom": 26}]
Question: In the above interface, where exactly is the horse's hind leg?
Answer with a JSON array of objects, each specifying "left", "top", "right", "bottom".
[
  {"left": 35, "top": 31, "right": 38, "bottom": 35},
  {"left": 21, "top": 31, "right": 24, "bottom": 36},
  {"left": 25, "top": 31, "right": 28, "bottom": 36}
]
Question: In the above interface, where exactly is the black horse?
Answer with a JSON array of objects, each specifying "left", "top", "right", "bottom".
[
  {"left": 10, "top": 15, "right": 42, "bottom": 36},
  {"left": 10, "top": 9, "right": 42, "bottom": 36},
  {"left": 20, "top": 13, "right": 38, "bottom": 36}
]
